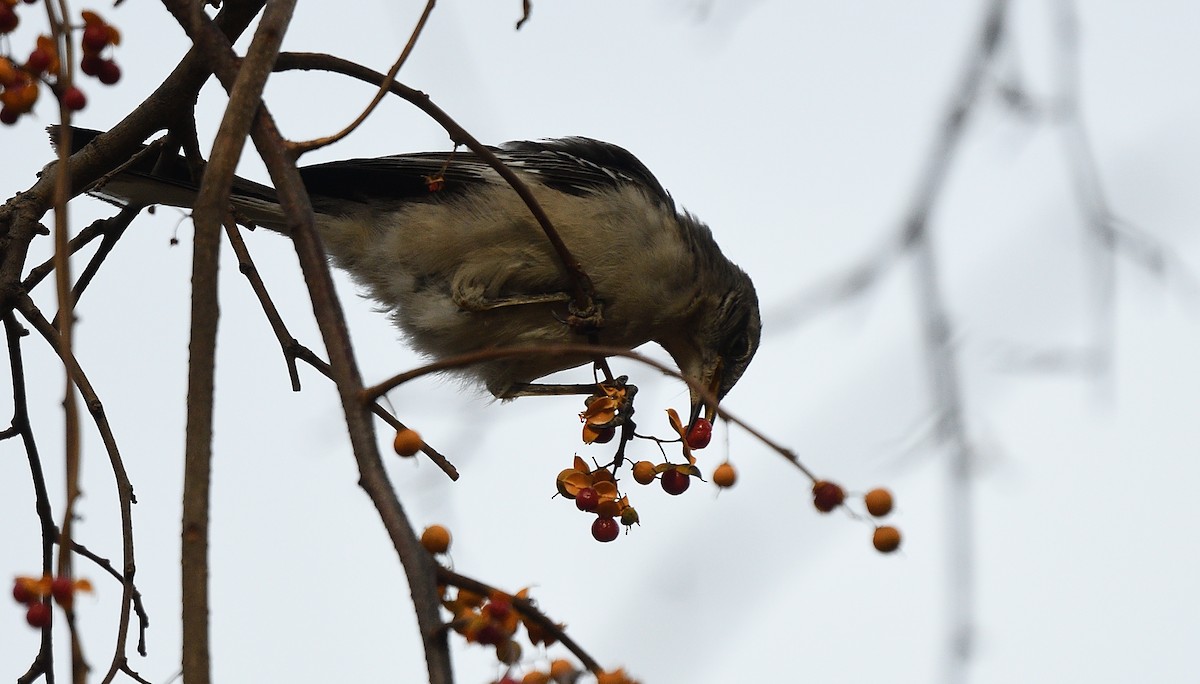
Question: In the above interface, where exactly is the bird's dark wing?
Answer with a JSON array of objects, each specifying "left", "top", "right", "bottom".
[{"left": 298, "top": 138, "right": 673, "bottom": 208}]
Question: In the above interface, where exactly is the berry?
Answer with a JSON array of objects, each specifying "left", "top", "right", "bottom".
[
  {"left": 61, "top": 87, "right": 87, "bottom": 112},
  {"left": 96, "top": 59, "right": 121, "bottom": 85},
  {"left": 25, "top": 602, "right": 51, "bottom": 628},
  {"left": 25, "top": 48, "right": 51, "bottom": 75},
  {"left": 591, "top": 516, "right": 619, "bottom": 542},
  {"left": 590, "top": 425, "right": 616, "bottom": 444},
  {"left": 12, "top": 579, "right": 33, "bottom": 604},
  {"left": 631, "top": 460, "right": 656, "bottom": 485},
  {"left": 873, "top": 526, "right": 902, "bottom": 553},
  {"left": 812, "top": 480, "right": 845, "bottom": 513},
  {"left": 484, "top": 597, "right": 512, "bottom": 621},
  {"left": 712, "top": 462, "right": 737, "bottom": 488},
  {"left": 660, "top": 468, "right": 690, "bottom": 496},
  {"left": 420, "top": 525, "right": 451, "bottom": 554},
  {"left": 685, "top": 417, "right": 712, "bottom": 449},
  {"left": 864, "top": 488, "right": 894, "bottom": 517},
  {"left": 50, "top": 577, "right": 74, "bottom": 608},
  {"left": 574, "top": 486, "right": 600, "bottom": 512},
  {"left": 549, "top": 660, "right": 577, "bottom": 679},
  {"left": 0, "top": 5, "right": 19, "bottom": 34},
  {"left": 522, "top": 672, "right": 552, "bottom": 684},
  {"left": 474, "top": 622, "right": 504, "bottom": 646},
  {"left": 392, "top": 427, "right": 423, "bottom": 457},
  {"left": 80, "top": 53, "right": 102, "bottom": 76},
  {"left": 81, "top": 23, "right": 110, "bottom": 52},
  {"left": 495, "top": 638, "right": 522, "bottom": 664},
  {"left": 0, "top": 107, "right": 19, "bottom": 125}
]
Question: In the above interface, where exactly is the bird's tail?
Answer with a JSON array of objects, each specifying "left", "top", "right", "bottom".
[{"left": 48, "top": 126, "right": 287, "bottom": 228}]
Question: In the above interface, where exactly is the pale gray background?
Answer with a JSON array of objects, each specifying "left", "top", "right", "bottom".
[{"left": 2, "top": 2, "right": 1198, "bottom": 683}]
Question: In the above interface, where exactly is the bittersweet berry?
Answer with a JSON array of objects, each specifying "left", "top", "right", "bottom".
[
  {"left": 873, "top": 526, "right": 902, "bottom": 553},
  {"left": 660, "top": 468, "right": 690, "bottom": 496},
  {"left": 864, "top": 488, "right": 894, "bottom": 517},
  {"left": 591, "top": 516, "right": 619, "bottom": 542},
  {"left": 631, "top": 460, "right": 656, "bottom": 485},
  {"left": 25, "top": 602, "right": 50, "bottom": 628},
  {"left": 712, "top": 462, "right": 737, "bottom": 488},
  {"left": 61, "top": 87, "right": 87, "bottom": 112},
  {"left": 575, "top": 486, "right": 600, "bottom": 512},
  {"left": 96, "top": 59, "right": 121, "bottom": 85},
  {"left": 420, "top": 525, "right": 451, "bottom": 554},
  {"left": 812, "top": 480, "right": 845, "bottom": 513},
  {"left": 392, "top": 428, "right": 423, "bottom": 457},
  {"left": 686, "top": 417, "right": 712, "bottom": 449}
]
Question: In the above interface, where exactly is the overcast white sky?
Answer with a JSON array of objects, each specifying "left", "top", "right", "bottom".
[{"left": 3, "top": 2, "right": 1199, "bottom": 683}]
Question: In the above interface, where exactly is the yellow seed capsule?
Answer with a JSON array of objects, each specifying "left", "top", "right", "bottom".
[
  {"left": 872, "top": 525, "right": 902, "bottom": 554},
  {"left": 631, "top": 460, "right": 657, "bottom": 485},
  {"left": 712, "top": 462, "right": 737, "bottom": 488},
  {"left": 420, "top": 524, "right": 451, "bottom": 554},
  {"left": 393, "top": 428, "right": 423, "bottom": 457}
]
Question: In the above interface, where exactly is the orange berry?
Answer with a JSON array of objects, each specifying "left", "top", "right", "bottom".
[
  {"left": 548, "top": 659, "right": 576, "bottom": 680},
  {"left": 864, "top": 488, "right": 894, "bottom": 517},
  {"left": 812, "top": 480, "right": 845, "bottom": 513},
  {"left": 392, "top": 427, "right": 423, "bottom": 457},
  {"left": 712, "top": 462, "right": 737, "bottom": 488},
  {"left": 873, "top": 525, "right": 902, "bottom": 553},
  {"left": 420, "top": 524, "right": 451, "bottom": 554},
  {"left": 631, "top": 460, "right": 656, "bottom": 485}
]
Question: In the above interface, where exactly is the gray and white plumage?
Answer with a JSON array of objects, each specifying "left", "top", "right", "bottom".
[{"left": 64, "top": 128, "right": 761, "bottom": 414}]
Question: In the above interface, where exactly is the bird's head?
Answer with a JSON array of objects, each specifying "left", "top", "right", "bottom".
[{"left": 661, "top": 264, "right": 761, "bottom": 429}]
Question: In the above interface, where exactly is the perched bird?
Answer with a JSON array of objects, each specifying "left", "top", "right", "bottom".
[{"left": 59, "top": 127, "right": 761, "bottom": 420}]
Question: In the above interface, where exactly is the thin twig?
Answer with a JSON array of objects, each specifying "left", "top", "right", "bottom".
[
  {"left": 222, "top": 221, "right": 460, "bottom": 479},
  {"left": 364, "top": 343, "right": 820, "bottom": 481},
  {"left": 437, "top": 567, "right": 602, "bottom": 673},
  {"left": 288, "top": 0, "right": 437, "bottom": 156}
]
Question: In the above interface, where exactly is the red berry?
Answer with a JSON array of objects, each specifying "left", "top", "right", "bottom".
[
  {"left": 12, "top": 580, "right": 33, "bottom": 604},
  {"left": 685, "top": 417, "right": 712, "bottom": 449},
  {"left": 80, "top": 54, "right": 102, "bottom": 76},
  {"left": 812, "top": 480, "right": 845, "bottom": 513},
  {"left": 484, "top": 597, "right": 512, "bottom": 621},
  {"left": 574, "top": 486, "right": 600, "bottom": 512},
  {"left": 660, "top": 468, "right": 690, "bottom": 495},
  {"left": 25, "top": 48, "right": 51, "bottom": 75},
  {"left": 50, "top": 577, "right": 74, "bottom": 607},
  {"left": 0, "top": 5, "right": 19, "bottom": 34},
  {"left": 590, "top": 425, "right": 616, "bottom": 444},
  {"left": 474, "top": 622, "right": 503, "bottom": 646},
  {"left": 591, "top": 516, "right": 619, "bottom": 543},
  {"left": 0, "top": 107, "right": 19, "bottom": 125},
  {"left": 96, "top": 60, "right": 120, "bottom": 85},
  {"left": 25, "top": 602, "right": 51, "bottom": 628},
  {"left": 61, "top": 87, "right": 87, "bottom": 112},
  {"left": 81, "top": 24, "right": 110, "bottom": 52}
]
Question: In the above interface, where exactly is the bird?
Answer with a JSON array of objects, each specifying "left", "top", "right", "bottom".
[{"left": 57, "top": 127, "right": 761, "bottom": 422}]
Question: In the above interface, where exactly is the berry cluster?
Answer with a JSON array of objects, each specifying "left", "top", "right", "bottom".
[
  {"left": 11, "top": 574, "right": 92, "bottom": 628},
  {"left": 810, "top": 480, "right": 903, "bottom": 554},
  {"left": 0, "top": 7, "right": 121, "bottom": 124}
]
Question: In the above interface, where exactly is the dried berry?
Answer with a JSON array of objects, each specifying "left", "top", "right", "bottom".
[{"left": 812, "top": 480, "right": 845, "bottom": 513}]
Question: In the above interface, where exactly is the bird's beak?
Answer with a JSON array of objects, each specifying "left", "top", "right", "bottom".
[{"left": 687, "top": 358, "right": 723, "bottom": 429}]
